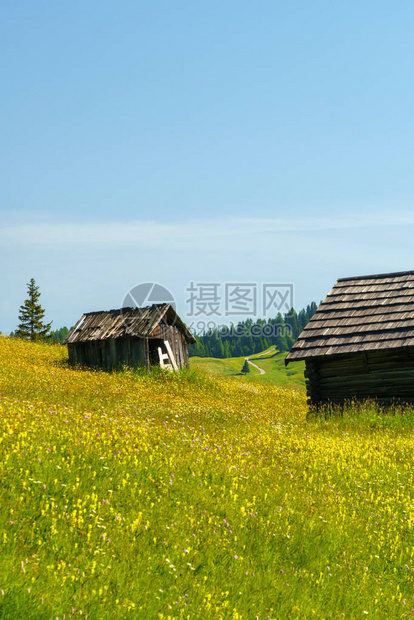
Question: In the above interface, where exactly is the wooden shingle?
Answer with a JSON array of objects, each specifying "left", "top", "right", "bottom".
[{"left": 286, "top": 270, "right": 414, "bottom": 362}]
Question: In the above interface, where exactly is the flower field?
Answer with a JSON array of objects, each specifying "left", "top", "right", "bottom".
[{"left": 1, "top": 337, "right": 414, "bottom": 619}]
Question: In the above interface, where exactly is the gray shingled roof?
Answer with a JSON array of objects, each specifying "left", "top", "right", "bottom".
[
  {"left": 286, "top": 270, "right": 414, "bottom": 363},
  {"left": 64, "top": 304, "right": 196, "bottom": 344}
]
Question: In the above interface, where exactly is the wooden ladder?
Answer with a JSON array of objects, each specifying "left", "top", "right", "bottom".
[{"left": 158, "top": 340, "right": 179, "bottom": 371}]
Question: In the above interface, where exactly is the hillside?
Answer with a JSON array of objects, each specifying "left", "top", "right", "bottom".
[
  {"left": 190, "top": 348, "right": 306, "bottom": 390},
  {"left": 1, "top": 337, "right": 414, "bottom": 618}
]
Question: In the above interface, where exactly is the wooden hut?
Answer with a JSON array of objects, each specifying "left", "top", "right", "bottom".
[
  {"left": 64, "top": 304, "right": 196, "bottom": 371},
  {"left": 285, "top": 270, "right": 414, "bottom": 407}
]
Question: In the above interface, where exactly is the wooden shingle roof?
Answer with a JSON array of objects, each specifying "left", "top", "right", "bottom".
[
  {"left": 286, "top": 270, "right": 414, "bottom": 363},
  {"left": 64, "top": 304, "right": 196, "bottom": 344}
]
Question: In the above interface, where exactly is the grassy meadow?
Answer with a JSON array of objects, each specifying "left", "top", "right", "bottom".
[
  {"left": 1, "top": 337, "right": 414, "bottom": 618},
  {"left": 190, "top": 349, "right": 306, "bottom": 390}
]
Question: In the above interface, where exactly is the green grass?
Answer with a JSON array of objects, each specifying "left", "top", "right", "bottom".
[
  {"left": 190, "top": 348, "right": 306, "bottom": 390},
  {"left": 2, "top": 337, "right": 414, "bottom": 619}
]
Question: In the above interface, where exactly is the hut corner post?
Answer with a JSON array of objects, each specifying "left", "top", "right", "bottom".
[{"left": 304, "top": 360, "right": 321, "bottom": 411}]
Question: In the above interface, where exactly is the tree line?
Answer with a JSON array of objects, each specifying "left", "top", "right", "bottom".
[{"left": 188, "top": 303, "right": 318, "bottom": 358}]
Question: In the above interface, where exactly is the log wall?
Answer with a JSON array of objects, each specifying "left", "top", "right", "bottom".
[{"left": 305, "top": 348, "right": 414, "bottom": 406}]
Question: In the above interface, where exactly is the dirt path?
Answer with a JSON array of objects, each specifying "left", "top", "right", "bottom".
[
  {"left": 253, "top": 347, "right": 276, "bottom": 358},
  {"left": 245, "top": 357, "right": 266, "bottom": 375}
]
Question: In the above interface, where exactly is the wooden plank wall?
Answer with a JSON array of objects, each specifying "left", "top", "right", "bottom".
[
  {"left": 68, "top": 331, "right": 189, "bottom": 370},
  {"left": 306, "top": 348, "right": 414, "bottom": 406},
  {"left": 68, "top": 338, "right": 146, "bottom": 369}
]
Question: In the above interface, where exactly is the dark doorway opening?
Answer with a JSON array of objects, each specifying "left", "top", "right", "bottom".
[{"left": 148, "top": 338, "right": 165, "bottom": 367}]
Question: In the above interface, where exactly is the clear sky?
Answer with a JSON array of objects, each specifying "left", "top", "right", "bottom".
[{"left": 1, "top": 1, "right": 414, "bottom": 333}]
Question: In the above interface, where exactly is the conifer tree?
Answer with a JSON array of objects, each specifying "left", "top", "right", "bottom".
[
  {"left": 298, "top": 308, "right": 307, "bottom": 331},
  {"left": 284, "top": 308, "right": 300, "bottom": 341},
  {"left": 241, "top": 359, "right": 250, "bottom": 373},
  {"left": 15, "top": 279, "right": 52, "bottom": 342}
]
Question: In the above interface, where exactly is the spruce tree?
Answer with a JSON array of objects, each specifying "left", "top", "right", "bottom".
[
  {"left": 298, "top": 308, "right": 307, "bottom": 331},
  {"left": 15, "top": 279, "right": 52, "bottom": 342},
  {"left": 241, "top": 359, "right": 250, "bottom": 373},
  {"left": 223, "top": 340, "right": 231, "bottom": 358},
  {"left": 284, "top": 308, "right": 300, "bottom": 341}
]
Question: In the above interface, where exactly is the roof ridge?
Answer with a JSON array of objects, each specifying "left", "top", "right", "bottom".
[
  {"left": 83, "top": 303, "right": 171, "bottom": 316},
  {"left": 337, "top": 269, "right": 414, "bottom": 282}
]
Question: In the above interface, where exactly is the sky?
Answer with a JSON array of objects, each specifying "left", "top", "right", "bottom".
[{"left": 1, "top": 1, "right": 414, "bottom": 333}]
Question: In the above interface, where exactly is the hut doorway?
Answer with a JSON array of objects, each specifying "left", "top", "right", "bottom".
[{"left": 148, "top": 338, "right": 165, "bottom": 366}]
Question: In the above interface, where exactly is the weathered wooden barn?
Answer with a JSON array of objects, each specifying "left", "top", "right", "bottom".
[
  {"left": 64, "top": 304, "right": 196, "bottom": 371},
  {"left": 285, "top": 270, "right": 414, "bottom": 407}
]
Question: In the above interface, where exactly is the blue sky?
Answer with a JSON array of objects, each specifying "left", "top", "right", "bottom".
[{"left": 1, "top": 1, "right": 414, "bottom": 333}]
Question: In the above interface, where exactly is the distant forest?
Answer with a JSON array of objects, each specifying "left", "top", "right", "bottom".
[
  {"left": 188, "top": 303, "right": 318, "bottom": 358},
  {"left": 49, "top": 326, "right": 71, "bottom": 343}
]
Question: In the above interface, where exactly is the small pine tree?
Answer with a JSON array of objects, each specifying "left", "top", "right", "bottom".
[
  {"left": 241, "top": 359, "right": 250, "bottom": 373},
  {"left": 15, "top": 279, "right": 52, "bottom": 342}
]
